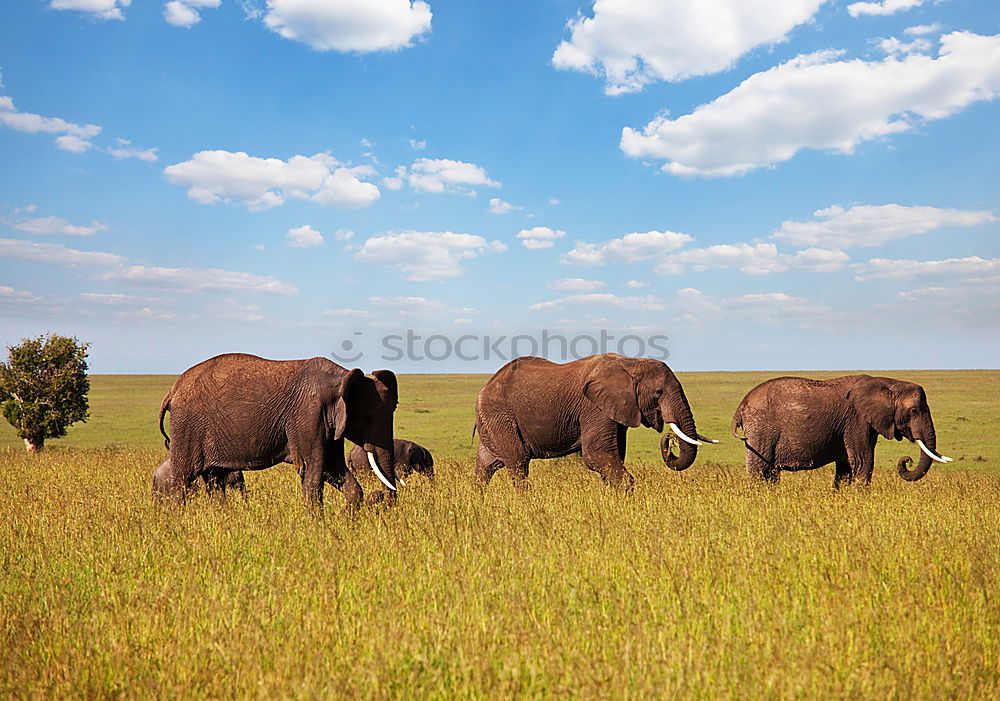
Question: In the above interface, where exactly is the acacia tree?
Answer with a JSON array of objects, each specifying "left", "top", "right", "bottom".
[{"left": 0, "top": 334, "right": 90, "bottom": 453}]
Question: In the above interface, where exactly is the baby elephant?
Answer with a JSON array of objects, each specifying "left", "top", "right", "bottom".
[
  {"left": 732, "top": 374, "right": 952, "bottom": 488},
  {"left": 152, "top": 458, "right": 246, "bottom": 496},
  {"left": 348, "top": 439, "right": 434, "bottom": 484}
]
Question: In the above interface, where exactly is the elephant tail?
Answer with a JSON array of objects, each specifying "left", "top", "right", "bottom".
[
  {"left": 470, "top": 422, "right": 478, "bottom": 447},
  {"left": 731, "top": 404, "right": 747, "bottom": 441},
  {"left": 159, "top": 391, "right": 172, "bottom": 450}
]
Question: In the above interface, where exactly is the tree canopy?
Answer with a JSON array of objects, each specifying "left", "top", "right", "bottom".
[{"left": 0, "top": 334, "right": 90, "bottom": 452}]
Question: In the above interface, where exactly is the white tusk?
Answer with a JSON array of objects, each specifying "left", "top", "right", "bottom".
[
  {"left": 367, "top": 451, "right": 397, "bottom": 491},
  {"left": 916, "top": 439, "right": 951, "bottom": 464},
  {"left": 669, "top": 423, "right": 702, "bottom": 446},
  {"left": 696, "top": 433, "right": 719, "bottom": 444}
]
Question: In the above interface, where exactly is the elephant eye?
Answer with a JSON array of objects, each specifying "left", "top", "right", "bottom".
[{"left": 654, "top": 388, "right": 663, "bottom": 396}]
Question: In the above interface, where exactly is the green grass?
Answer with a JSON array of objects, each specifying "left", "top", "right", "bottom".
[{"left": 1, "top": 371, "right": 998, "bottom": 697}]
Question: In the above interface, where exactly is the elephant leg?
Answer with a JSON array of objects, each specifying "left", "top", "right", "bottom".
[
  {"left": 506, "top": 457, "right": 530, "bottom": 491},
  {"left": 300, "top": 452, "right": 326, "bottom": 507},
  {"left": 154, "top": 452, "right": 201, "bottom": 503},
  {"left": 847, "top": 450, "right": 875, "bottom": 486},
  {"left": 833, "top": 460, "right": 854, "bottom": 489},
  {"left": 475, "top": 440, "right": 505, "bottom": 489},
  {"left": 745, "top": 441, "right": 779, "bottom": 484},
  {"left": 320, "top": 438, "right": 363, "bottom": 508},
  {"left": 581, "top": 422, "right": 634, "bottom": 491}
]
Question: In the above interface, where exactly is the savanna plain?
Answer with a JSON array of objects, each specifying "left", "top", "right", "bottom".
[{"left": 1, "top": 370, "right": 998, "bottom": 698}]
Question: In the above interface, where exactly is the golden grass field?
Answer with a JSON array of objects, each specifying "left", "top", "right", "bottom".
[{"left": 1, "top": 371, "right": 998, "bottom": 697}]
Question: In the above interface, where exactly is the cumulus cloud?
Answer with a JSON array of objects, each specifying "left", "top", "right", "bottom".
[
  {"left": 773, "top": 204, "right": 996, "bottom": 248},
  {"left": 853, "top": 256, "right": 1000, "bottom": 281},
  {"left": 671, "top": 288, "right": 837, "bottom": 327},
  {"left": 285, "top": 224, "right": 324, "bottom": 248},
  {"left": 164, "top": 0, "right": 219, "bottom": 27},
  {"left": 261, "top": 0, "right": 432, "bottom": 53},
  {"left": 562, "top": 230, "right": 692, "bottom": 265},
  {"left": 654, "top": 242, "right": 848, "bottom": 275},
  {"left": 100, "top": 265, "right": 298, "bottom": 295},
  {"left": 355, "top": 231, "right": 507, "bottom": 281},
  {"left": 905, "top": 24, "right": 941, "bottom": 36},
  {"left": 847, "top": 0, "right": 924, "bottom": 17},
  {"left": 9, "top": 215, "right": 108, "bottom": 237},
  {"left": 409, "top": 138, "right": 427, "bottom": 150},
  {"left": 394, "top": 158, "right": 500, "bottom": 194},
  {"left": 621, "top": 32, "right": 1000, "bottom": 176},
  {"left": 107, "top": 138, "right": 158, "bottom": 161},
  {"left": 0, "top": 238, "right": 124, "bottom": 266},
  {"left": 548, "top": 278, "right": 605, "bottom": 291},
  {"left": 625, "top": 280, "right": 648, "bottom": 288},
  {"left": 0, "top": 94, "right": 102, "bottom": 152},
  {"left": 489, "top": 198, "right": 522, "bottom": 215},
  {"left": 529, "top": 292, "right": 666, "bottom": 311},
  {"left": 552, "top": 0, "right": 827, "bottom": 94},
  {"left": 163, "top": 150, "right": 380, "bottom": 210},
  {"left": 518, "top": 226, "right": 566, "bottom": 250},
  {"left": 49, "top": 0, "right": 131, "bottom": 21}
]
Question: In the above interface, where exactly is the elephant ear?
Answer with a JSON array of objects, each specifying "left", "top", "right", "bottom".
[
  {"left": 372, "top": 369, "right": 399, "bottom": 409},
  {"left": 332, "top": 368, "right": 364, "bottom": 441},
  {"left": 583, "top": 359, "right": 642, "bottom": 427},
  {"left": 847, "top": 377, "right": 896, "bottom": 439}
]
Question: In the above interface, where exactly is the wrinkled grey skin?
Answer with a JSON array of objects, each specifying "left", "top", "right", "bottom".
[
  {"left": 732, "top": 374, "right": 944, "bottom": 488},
  {"left": 155, "top": 353, "right": 398, "bottom": 507},
  {"left": 153, "top": 457, "right": 245, "bottom": 496},
  {"left": 348, "top": 439, "right": 434, "bottom": 483},
  {"left": 475, "top": 354, "right": 706, "bottom": 491}
]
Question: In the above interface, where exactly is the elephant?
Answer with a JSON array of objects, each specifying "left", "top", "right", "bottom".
[
  {"left": 731, "top": 374, "right": 952, "bottom": 488},
  {"left": 474, "top": 353, "right": 716, "bottom": 491},
  {"left": 348, "top": 439, "right": 434, "bottom": 485},
  {"left": 153, "top": 458, "right": 245, "bottom": 495},
  {"left": 154, "top": 353, "right": 399, "bottom": 506}
]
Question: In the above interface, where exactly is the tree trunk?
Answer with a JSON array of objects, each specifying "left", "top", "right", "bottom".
[{"left": 24, "top": 437, "right": 43, "bottom": 453}]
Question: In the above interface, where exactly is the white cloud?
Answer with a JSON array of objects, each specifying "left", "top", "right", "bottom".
[
  {"left": 563, "top": 230, "right": 692, "bottom": 265},
  {"left": 409, "top": 138, "right": 427, "bottom": 150},
  {"left": 0, "top": 238, "right": 125, "bottom": 266},
  {"left": 854, "top": 256, "right": 1000, "bottom": 281},
  {"left": 847, "top": 0, "right": 924, "bottom": 18},
  {"left": 55, "top": 134, "right": 93, "bottom": 153},
  {"left": 397, "top": 158, "right": 500, "bottom": 194},
  {"left": 670, "top": 288, "right": 837, "bottom": 327},
  {"left": 625, "top": 280, "right": 648, "bottom": 289},
  {"left": 261, "top": 0, "right": 432, "bottom": 53},
  {"left": 332, "top": 228, "right": 354, "bottom": 241},
  {"left": 100, "top": 265, "right": 298, "bottom": 295},
  {"left": 517, "top": 226, "right": 566, "bottom": 249},
  {"left": 80, "top": 292, "right": 168, "bottom": 306},
  {"left": 49, "top": 0, "right": 131, "bottom": 21},
  {"left": 10, "top": 215, "right": 108, "bottom": 237},
  {"left": 773, "top": 204, "right": 996, "bottom": 248},
  {"left": 654, "top": 242, "right": 848, "bottom": 275},
  {"left": 368, "top": 296, "right": 447, "bottom": 315},
  {"left": 0, "top": 286, "right": 40, "bottom": 303},
  {"left": 163, "top": 150, "right": 380, "bottom": 210},
  {"left": 552, "top": 0, "right": 827, "bottom": 94},
  {"left": 548, "top": 278, "right": 605, "bottom": 291},
  {"left": 356, "top": 231, "right": 507, "bottom": 281},
  {"left": 489, "top": 198, "right": 522, "bottom": 215},
  {"left": 905, "top": 24, "right": 941, "bottom": 36},
  {"left": 164, "top": 0, "right": 219, "bottom": 27},
  {"left": 529, "top": 292, "right": 666, "bottom": 311},
  {"left": 0, "top": 94, "right": 101, "bottom": 152},
  {"left": 116, "top": 307, "right": 177, "bottom": 321},
  {"left": 549, "top": 198, "right": 560, "bottom": 206},
  {"left": 621, "top": 32, "right": 1000, "bottom": 176},
  {"left": 878, "top": 36, "right": 932, "bottom": 56},
  {"left": 107, "top": 138, "right": 158, "bottom": 161},
  {"left": 285, "top": 224, "right": 324, "bottom": 248}
]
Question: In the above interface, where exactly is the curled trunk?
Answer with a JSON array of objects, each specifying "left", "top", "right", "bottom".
[
  {"left": 660, "top": 383, "right": 698, "bottom": 472},
  {"left": 898, "top": 414, "right": 936, "bottom": 482}
]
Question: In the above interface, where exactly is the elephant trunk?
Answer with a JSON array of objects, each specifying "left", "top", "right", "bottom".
[
  {"left": 660, "top": 385, "right": 698, "bottom": 472},
  {"left": 897, "top": 413, "right": 937, "bottom": 482},
  {"left": 365, "top": 441, "right": 397, "bottom": 491}
]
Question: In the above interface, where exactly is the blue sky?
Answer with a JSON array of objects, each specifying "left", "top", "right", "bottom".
[{"left": 0, "top": 0, "right": 998, "bottom": 372}]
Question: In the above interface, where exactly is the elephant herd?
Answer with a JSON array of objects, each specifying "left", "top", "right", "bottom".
[{"left": 152, "top": 352, "right": 952, "bottom": 505}]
